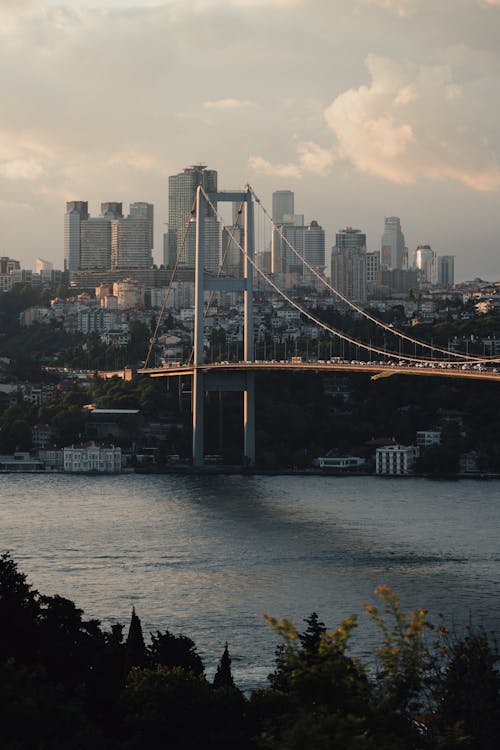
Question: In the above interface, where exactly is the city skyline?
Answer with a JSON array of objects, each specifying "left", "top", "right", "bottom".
[{"left": 0, "top": 0, "right": 499, "bottom": 281}]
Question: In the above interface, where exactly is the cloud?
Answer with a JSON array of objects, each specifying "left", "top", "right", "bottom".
[
  {"left": 248, "top": 155, "right": 301, "bottom": 178},
  {"left": 324, "top": 54, "right": 500, "bottom": 191},
  {"left": 360, "top": 0, "right": 500, "bottom": 11},
  {"left": 359, "top": 0, "right": 412, "bottom": 14},
  {"left": 296, "top": 141, "right": 335, "bottom": 175},
  {"left": 202, "top": 98, "right": 255, "bottom": 110},
  {"left": 249, "top": 140, "right": 335, "bottom": 179},
  {"left": 0, "top": 158, "right": 43, "bottom": 180},
  {"left": 106, "top": 150, "right": 162, "bottom": 173}
]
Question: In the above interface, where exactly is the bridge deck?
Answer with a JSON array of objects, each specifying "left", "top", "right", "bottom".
[{"left": 138, "top": 361, "right": 500, "bottom": 381}]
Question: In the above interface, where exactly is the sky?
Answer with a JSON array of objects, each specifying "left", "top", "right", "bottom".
[{"left": 0, "top": 0, "right": 499, "bottom": 281}]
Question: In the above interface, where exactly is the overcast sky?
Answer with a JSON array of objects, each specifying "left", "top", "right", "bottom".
[{"left": 1, "top": 0, "right": 499, "bottom": 280}]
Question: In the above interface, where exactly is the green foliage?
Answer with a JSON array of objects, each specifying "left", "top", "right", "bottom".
[
  {"left": 0, "top": 661, "right": 104, "bottom": 750},
  {"left": 433, "top": 625, "right": 500, "bottom": 749},
  {"left": 364, "top": 585, "right": 433, "bottom": 714},
  {"left": 148, "top": 629, "right": 204, "bottom": 676},
  {"left": 2, "top": 555, "right": 500, "bottom": 749},
  {"left": 122, "top": 666, "right": 249, "bottom": 750},
  {"left": 0, "top": 405, "right": 32, "bottom": 452}
]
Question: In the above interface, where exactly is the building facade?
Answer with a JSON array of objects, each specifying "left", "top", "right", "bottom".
[
  {"left": 272, "top": 190, "right": 295, "bottom": 223},
  {"left": 63, "top": 443, "right": 122, "bottom": 473},
  {"left": 111, "top": 202, "right": 154, "bottom": 269},
  {"left": 437, "top": 255, "right": 455, "bottom": 287},
  {"left": 414, "top": 244, "right": 436, "bottom": 284},
  {"left": 381, "top": 216, "right": 405, "bottom": 270},
  {"left": 330, "top": 227, "right": 367, "bottom": 303},
  {"left": 64, "top": 201, "right": 89, "bottom": 273},
  {"left": 376, "top": 445, "right": 419, "bottom": 475},
  {"left": 65, "top": 201, "right": 153, "bottom": 274},
  {"left": 167, "top": 165, "right": 220, "bottom": 271}
]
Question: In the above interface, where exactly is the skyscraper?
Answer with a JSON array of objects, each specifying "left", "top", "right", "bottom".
[
  {"left": 366, "top": 251, "right": 380, "bottom": 285},
  {"left": 100, "top": 202, "right": 123, "bottom": 220},
  {"left": 331, "top": 227, "right": 367, "bottom": 303},
  {"left": 414, "top": 244, "right": 435, "bottom": 284},
  {"left": 64, "top": 201, "right": 88, "bottom": 273},
  {"left": 381, "top": 216, "right": 405, "bottom": 270},
  {"left": 167, "top": 165, "right": 220, "bottom": 271},
  {"left": 272, "top": 190, "right": 294, "bottom": 223},
  {"left": 64, "top": 200, "right": 153, "bottom": 273},
  {"left": 80, "top": 218, "right": 111, "bottom": 269},
  {"left": 111, "top": 202, "right": 154, "bottom": 269},
  {"left": 271, "top": 220, "right": 325, "bottom": 277},
  {"left": 437, "top": 255, "right": 454, "bottom": 287}
]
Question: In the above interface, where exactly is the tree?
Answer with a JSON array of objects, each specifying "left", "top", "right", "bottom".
[
  {"left": 124, "top": 607, "right": 147, "bottom": 674},
  {"left": 148, "top": 629, "right": 204, "bottom": 676},
  {"left": 0, "top": 552, "right": 40, "bottom": 666},
  {"left": 0, "top": 661, "right": 104, "bottom": 750},
  {"left": 434, "top": 625, "right": 500, "bottom": 749},
  {"left": 364, "top": 585, "right": 433, "bottom": 715},
  {"left": 298, "top": 612, "right": 326, "bottom": 657},
  {"left": 213, "top": 642, "right": 234, "bottom": 689}
]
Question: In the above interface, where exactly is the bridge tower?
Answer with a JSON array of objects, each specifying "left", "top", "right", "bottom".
[{"left": 192, "top": 186, "right": 255, "bottom": 466}]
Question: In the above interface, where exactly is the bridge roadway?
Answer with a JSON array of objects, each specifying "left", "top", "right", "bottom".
[{"left": 138, "top": 361, "right": 500, "bottom": 382}]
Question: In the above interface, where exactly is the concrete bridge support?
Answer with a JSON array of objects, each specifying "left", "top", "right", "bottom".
[{"left": 192, "top": 187, "right": 255, "bottom": 467}]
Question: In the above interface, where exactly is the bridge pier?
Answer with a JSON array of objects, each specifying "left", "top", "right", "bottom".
[
  {"left": 244, "top": 373, "right": 255, "bottom": 465},
  {"left": 192, "top": 186, "right": 255, "bottom": 467}
]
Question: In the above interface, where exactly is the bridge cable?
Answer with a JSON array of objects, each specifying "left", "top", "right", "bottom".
[
  {"left": 200, "top": 186, "right": 493, "bottom": 365},
  {"left": 144, "top": 197, "right": 197, "bottom": 369},
  {"left": 248, "top": 185, "right": 484, "bottom": 362}
]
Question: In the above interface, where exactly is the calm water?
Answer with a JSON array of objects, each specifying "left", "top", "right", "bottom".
[{"left": 1, "top": 474, "right": 499, "bottom": 689}]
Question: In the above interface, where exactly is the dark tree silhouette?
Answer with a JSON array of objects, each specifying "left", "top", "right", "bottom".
[
  {"left": 148, "top": 629, "right": 204, "bottom": 676},
  {"left": 0, "top": 552, "right": 40, "bottom": 666},
  {"left": 298, "top": 612, "right": 326, "bottom": 656},
  {"left": 124, "top": 607, "right": 147, "bottom": 674},
  {"left": 213, "top": 642, "right": 234, "bottom": 689}
]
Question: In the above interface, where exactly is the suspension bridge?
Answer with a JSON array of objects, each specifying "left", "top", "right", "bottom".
[{"left": 138, "top": 184, "right": 500, "bottom": 466}]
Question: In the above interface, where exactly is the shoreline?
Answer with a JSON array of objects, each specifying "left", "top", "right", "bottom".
[{"left": 2, "top": 467, "right": 499, "bottom": 480}]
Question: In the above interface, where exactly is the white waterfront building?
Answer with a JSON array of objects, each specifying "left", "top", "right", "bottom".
[
  {"left": 63, "top": 443, "right": 122, "bottom": 473},
  {"left": 375, "top": 445, "right": 419, "bottom": 475}
]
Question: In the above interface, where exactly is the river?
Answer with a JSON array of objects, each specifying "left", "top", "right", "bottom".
[{"left": 1, "top": 474, "right": 499, "bottom": 689}]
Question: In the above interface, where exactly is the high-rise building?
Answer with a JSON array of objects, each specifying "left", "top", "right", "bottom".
[
  {"left": 36, "top": 258, "right": 53, "bottom": 274},
  {"left": 272, "top": 190, "right": 294, "bottom": 223},
  {"left": 271, "top": 220, "right": 325, "bottom": 276},
  {"left": 222, "top": 224, "right": 244, "bottom": 277},
  {"left": 366, "top": 251, "right": 380, "bottom": 285},
  {"left": 381, "top": 216, "right": 405, "bottom": 270},
  {"left": 100, "top": 202, "right": 123, "bottom": 220},
  {"left": 111, "top": 202, "right": 154, "bottom": 269},
  {"left": 437, "top": 255, "right": 455, "bottom": 287},
  {"left": 80, "top": 218, "right": 112, "bottom": 270},
  {"left": 65, "top": 200, "right": 153, "bottom": 273},
  {"left": 0, "top": 256, "right": 21, "bottom": 274},
  {"left": 168, "top": 165, "right": 220, "bottom": 271},
  {"left": 64, "top": 201, "right": 88, "bottom": 273},
  {"left": 331, "top": 227, "right": 367, "bottom": 303},
  {"left": 414, "top": 244, "right": 435, "bottom": 284}
]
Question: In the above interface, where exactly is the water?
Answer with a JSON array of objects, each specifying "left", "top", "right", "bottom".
[{"left": 1, "top": 473, "right": 499, "bottom": 689}]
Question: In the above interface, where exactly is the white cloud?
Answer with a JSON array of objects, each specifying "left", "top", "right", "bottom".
[
  {"left": 361, "top": 0, "right": 500, "bottom": 11},
  {"left": 0, "top": 158, "right": 43, "bottom": 180},
  {"left": 248, "top": 155, "right": 301, "bottom": 178},
  {"left": 106, "top": 150, "right": 163, "bottom": 173},
  {"left": 248, "top": 140, "right": 335, "bottom": 179},
  {"left": 324, "top": 54, "right": 500, "bottom": 191},
  {"left": 203, "top": 98, "right": 255, "bottom": 110},
  {"left": 296, "top": 141, "right": 335, "bottom": 175},
  {"left": 360, "top": 0, "right": 412, "bottom": 15}
]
